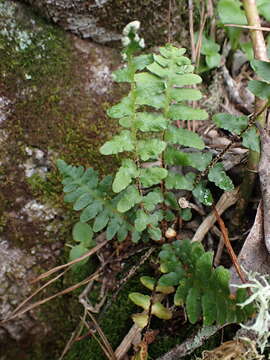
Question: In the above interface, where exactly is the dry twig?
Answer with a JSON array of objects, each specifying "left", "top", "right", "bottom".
[
  {"left": 1, "top": 269, "right": 101, "bottom": 323},
  {"left": 225, "top": 24, "right": 270, "bottom": 32},
  {"left": 31, "top": 234, "right": 108, "bottom": 283},
  {"left": 191, "top": 187, "right": 239, "bottom": 243},
  {"left": 212, "top": 205, "right": 246, "bottom": 284}
]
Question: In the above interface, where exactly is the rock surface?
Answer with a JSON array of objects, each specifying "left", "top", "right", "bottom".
[
  {"left": 21, "top": 0, "right": 183, "bottom": 46},
  {"left": 0, "top": 0, "right": 123, "bottom": 356}
]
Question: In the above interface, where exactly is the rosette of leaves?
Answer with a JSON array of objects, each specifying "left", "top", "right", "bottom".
[{"left": 158, "top": 239, "right": 254, "bottom": 325}]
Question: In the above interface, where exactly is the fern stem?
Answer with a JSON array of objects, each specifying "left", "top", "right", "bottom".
[{"left": 129, "top": 57, "right": 144, "bottom": 198}]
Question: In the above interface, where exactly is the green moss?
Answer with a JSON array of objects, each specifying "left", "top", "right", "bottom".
[{"left": 65, "top": 269, "right": 146, "bottom": 360}]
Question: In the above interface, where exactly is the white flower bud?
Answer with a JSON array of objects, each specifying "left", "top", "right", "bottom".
[
  {"left": 139, "top": 38, "right": 145, "bottom": 48},
  {"left": 121, "top": 36, "right": 131, "bottom": 47},
  {"left": 123, "top": 20, "right": 140, "bottom": 36}
]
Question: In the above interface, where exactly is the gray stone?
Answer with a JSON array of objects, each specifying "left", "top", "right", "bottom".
[
  {"left": 0, "top": 0, "right": 124, "bottom": 351},
  {"left": 20, "top": 0, "right": 179, "bottom": 46},
  {"left": 0, "top": 239, "right": 39, "bottom": 341}
]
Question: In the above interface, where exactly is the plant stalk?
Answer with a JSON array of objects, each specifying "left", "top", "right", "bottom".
[{"left": 232, "top": 0, "right": 268, "bottom": 228}]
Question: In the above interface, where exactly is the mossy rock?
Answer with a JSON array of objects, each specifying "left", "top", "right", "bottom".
[
  {"left": 19, "top": 0, "right": 189, "bottom": 47},
  {"left": 0, "top": 0, "right": 124, "bottom": 356}
]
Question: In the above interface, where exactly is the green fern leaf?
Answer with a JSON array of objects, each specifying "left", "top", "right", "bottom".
[
  {"left": 208, "top": 163, "right": 234, "bottom": 191},
  {"left": 80, "top": 201, "right": 103, "bottom": 222},
  {"left": 148, "top": 226, "right": 162, "bottom": 241},
  {"left": 165, "top": 171, "right": 195, "bottom": 190},
  {"left": 202, "top": 292, "right": 217, "bottom": 326},
  {"left": 139, "top": 167, "right": 168, "bottom": 187},
  {"left": 100, "top": 130, "right": 134, "bottom": 155},
  {"left": 72, "top": 222, "right": 93, "bottom": 247},
  {"left": 142, "top": 190, "right": 163, "bottom": 212},
  {"left": 213, "top": 113, "right": 248, "bottom": 135},
  {"left": 113, "top": 159, "right": 138, "bottom": 193},
  {"left": 73, "top": 193, "right": 93, "bottom": 211},
  {"left": 165, "top": 126, "right": 205, "bottom": 149},
  {"left": 93, "top": 211, "right": 110, "bottom": 232},
  {"left": 169, "top": 88, "right": 202, "bottom": 102},
  {"left": 173, "top": 73, "right": 202, "bottom": 86},
  {"left": 186, "top": 287, "right": 202, "bottom": 324},
  {"left": 69, "top": 244, "right": 89, "bottom": 269},
  {"left": 106, "top": 218, "right": 121, "bottom": 240},
  {"left": 192, "top": 181, "right": 213, "bottom": 206},
  {"left": 165, "top": 147, "right": 212, "bottom": 171},
  {"left": 137, "top": 139, "right": 167, "bottom": 161},
  {"left": 107, "top": 96, "right": 133, "bottom": 118},
  {"left": 169, "top": 104, "right": 208, "bottom": 121},
  {"left": 242, "top": 127, "right": 260, "bottom": 153},
  {"left": 117, "top": 185, "right": 142, "bottom": 213}
]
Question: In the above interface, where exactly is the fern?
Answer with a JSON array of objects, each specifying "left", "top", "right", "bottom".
[
  {"left": 57, "top": 159, "right": 135, "bottom": 246},
  {"left": 130, "top": 240, "right": 254, "bottom": 327},
  {"left": 57, "top": 22, "right": 236, "bottom": 250},
  {"left": 100, "top": 38, "right": 234, "bottom": 240},
  {"left": 54, "top": 22, "right": 261, "bottom": 332}
]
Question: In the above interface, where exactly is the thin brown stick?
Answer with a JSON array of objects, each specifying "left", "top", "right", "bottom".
[
  {"left": 195, "top": 4, "right": 207, "bottom": 69},
  {"left": 168, "top": 0, "right": 172, "bottom": 43},
  {"left": 188, "top": 0, "right": 196, "bottom": 63},
  {"left": 59, "top": 310, "right": 87, "bottom": 360},
  {"left": 232, "top": 0, "right": 268, "bottom": 228},
  {"left": 224, "top": 24, "right": 270, "bottom": 32},
  {"left": 243, "top": 0, "right": 269, "bottom": 60},
  {"left": 86, "top": 309, "right": 117, "bottom": 360},
  {"left": 212, "top": 205, "right": 246, "bottom": 284},
  {"left": 8, "top": 269, "right": 67, "bottom": 320},
  {"left": 191, "top": 187, "right": 239, "bottom": 243},
  {"left": 31, "top": 234, "right": 108, "bottom": 283},
  {"left": 115, "top": 323, "right": 142, "bottom": 359},
  {"left": 207, "top": 0, "right": 216, "bottom": 39},
  {"left": 82, "top": 316, "right": 112, "bottom": 360}
]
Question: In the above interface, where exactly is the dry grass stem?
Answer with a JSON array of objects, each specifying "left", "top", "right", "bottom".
[
  {"left": 225, "top": 24, "right": 270, "bottom": 32},
  {"left": 31, "top": 234, "right": 108, "bottom": 283},
  {"left": 1, "top": 269, "right": 102, "bottom": 323},
  {"left": 8, "top": 269, "right": 67, "bottom": 321}
]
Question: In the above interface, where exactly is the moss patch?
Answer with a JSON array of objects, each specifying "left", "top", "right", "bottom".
[{"left": 0, "top": 0, "right": 122, "bottom": 246}]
